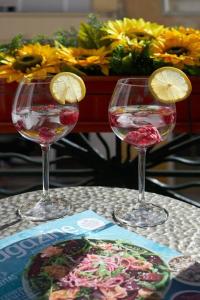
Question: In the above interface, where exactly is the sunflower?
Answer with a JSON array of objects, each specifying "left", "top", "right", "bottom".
[
  {"left": 102, "top": 18, "right": 142, "bottom": 51},
  {"left": 0, "top": 43, "right": 61, "bottom": 81},
  {"left": 129, "top": 18, "right": 165, "bottom": 40},
  {"left": 0, "top": 55, "right": 24, "bottom": 82},
  {"left": 1, "top": 16, "right": 200, "bottom": 81},
  {"left": 55, "top": 42, "right": 80, "bottom": 65},
  {"left": 57, "top": 44, "right": 111, "bottom": 75},
  {"left": 150, "top": 29, "right": 200, "bottom": 68},
  {"left": 102, "top": 18, "right": 164, "bottom": 50},
  {"left": 177, "top": 26, "right": 200, "bottom": 35},
  {"left": 16, "top": 43, "right": 61, "bottom": 78}
]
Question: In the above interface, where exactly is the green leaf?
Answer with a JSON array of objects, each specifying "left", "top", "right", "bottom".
[
  {"left": 98, "top": 266, "right": 111, "bottom": 278},
  {"left": 77, "top": 287, "right": 92, "bottom": 298},
  {"left": 0, "top": 43, "right": 9, "bottom": 53},
  {"left": 78, "top": 14, "right": 105, "bottom": 49},
  {"left": 31, "top": 34, "right": 54, "bottom": 46},
  {"left": 111, "top": 266, "right": 124, "bottom": 276},
  {"left": 184, "top": 65, "right": 200, "bottom": 76},
  {"left": 130, "top": 50, "right": 154, "bottom": 75},
  {"left": 6, "top": 34, "right": 25, "bottom": 55},
  {"left": 109, "top": 46, "right": 126, "bottom": 74},
  {"left": 54, "top": 27, "right": 78, "bottom": 47},
  {"left": 60, "top": 63, "right": 86, "bottom": 77}
]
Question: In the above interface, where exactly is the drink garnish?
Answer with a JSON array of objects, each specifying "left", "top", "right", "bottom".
[
  {"left": 39, "top": 127, "right": 55, "bottom": 144},
  {"left": 50, "top": 72, "right": 86, "bottom": 104},
  {"left": 124, "top": 125, "right": 162, "bottom": 147},
  {"left": 148, "top": 67, "right": 192, "bottom": 103},
  {"left": 59, "top": 109, "right": 79, "bottom": 125}
]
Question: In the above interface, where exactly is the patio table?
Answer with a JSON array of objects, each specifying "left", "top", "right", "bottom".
[{"left": 0, "top": 186, "right": 199, "bottom": 261}]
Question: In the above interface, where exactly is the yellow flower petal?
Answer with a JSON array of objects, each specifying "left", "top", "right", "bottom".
[{"left": 150, "top": 29, "right": 200, "bottom": 67}]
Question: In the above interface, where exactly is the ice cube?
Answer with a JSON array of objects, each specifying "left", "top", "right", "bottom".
[
  {"left": 22, "top": 110, "right": 42, "bottom": 130},
  {"left": 149, "top": 114, "right": 164, "bottom": 128},
  {"left": 117, "top": 113, "right": 134, "bottom": 127}
]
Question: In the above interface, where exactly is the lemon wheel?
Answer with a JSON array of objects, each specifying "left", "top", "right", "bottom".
[
  {"left": 50, "top": 72, "right": 86, "bottom": 104},
  {"left": 148, "top": 67, "right": 192, "bottom": 103}
]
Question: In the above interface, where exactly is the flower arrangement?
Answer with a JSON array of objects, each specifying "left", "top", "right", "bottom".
[{"left": 0, "top": 14, "right": 200, "bottom": 82}]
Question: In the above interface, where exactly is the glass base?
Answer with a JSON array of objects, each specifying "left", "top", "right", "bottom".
[
  {"left": 113, "top": 203, "right": 168, "bottom": 228},
  {"left": 17, "top": 196, "right": 72, "bottom": 222}
]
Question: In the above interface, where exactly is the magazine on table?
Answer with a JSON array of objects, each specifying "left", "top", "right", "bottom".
[{"left": 0, "top": 210, "right": 199, "bottom": 300}]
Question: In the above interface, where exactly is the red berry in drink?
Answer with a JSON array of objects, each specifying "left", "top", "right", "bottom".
[
  {"left": 60, "top": 109, "right": 79, "bottom": 125},
  {"left": 124, "top": 125, "right": 162, "bottom": 147},
  {"left": 109, "top": 113, "right": 119, "bottom": 127},
  {"left": 39, "top": 127, "right": 55, "bottom": 143},
  {"left": 159, "top": 107, "right": 175, "bottom": 125},
  {"left": 15, "top": 120, "right": 24, "bottom": 131}
]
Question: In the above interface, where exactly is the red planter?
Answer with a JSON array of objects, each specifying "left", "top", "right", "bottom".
[{"left": 0, "top": 76, "right": 199, "bottom": 133}]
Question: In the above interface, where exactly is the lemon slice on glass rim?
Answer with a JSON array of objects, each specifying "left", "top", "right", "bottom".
[
  {"left": 148, "top": 66, "right": 192, "bottom": 103},
  {"left": 50, "top": 72, "right": 86, "bottom": 104}
]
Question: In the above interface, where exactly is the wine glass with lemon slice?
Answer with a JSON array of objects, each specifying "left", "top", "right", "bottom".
[
  {"left": 12, "top": 72, "right": 86, "bottom": 221},
  {"left": 108, "top": 67, "right": 191, "bottom": 227}
]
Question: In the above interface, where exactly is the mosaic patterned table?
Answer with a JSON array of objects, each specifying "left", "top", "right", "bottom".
[{"left": 0, "top": 186, "right": 199, "bottom": 261}]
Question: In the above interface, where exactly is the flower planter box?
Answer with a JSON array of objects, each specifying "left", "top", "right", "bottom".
[{"left": 0, "top": 76, "right": 199, "bottom": 133}]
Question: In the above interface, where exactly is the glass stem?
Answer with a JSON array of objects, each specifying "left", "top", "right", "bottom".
[
  {"left": 41, "top": 145, "right": 50, "bottom": 202},
  {"left": 138, "top": 147, "right": 146, "bottom": 204}
]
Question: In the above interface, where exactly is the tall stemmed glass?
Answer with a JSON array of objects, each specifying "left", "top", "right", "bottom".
[
  {"left": 12, "top": 77, "right": 79, "bottom": 221},
  {"left": 108, "top": 78, "right": 176, "bottom": 227}
]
